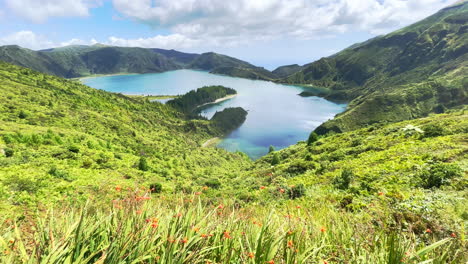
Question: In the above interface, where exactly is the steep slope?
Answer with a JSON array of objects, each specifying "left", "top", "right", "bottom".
[
  {"left": 272, "top": 64, "right": 303, "bottom": 78},
  {"left": 0, "top": 45, "right": 275, "bottom": 80},
  {"left": 283, "top": 2, "right": 467, "bottom": 134},
  {"left": 0, "top": 61, "right": 250, "bottom": 210}
]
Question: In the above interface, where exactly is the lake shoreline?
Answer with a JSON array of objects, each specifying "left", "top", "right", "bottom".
[{"left": 197, "top": 94, "right": 237, "bottom": 108}]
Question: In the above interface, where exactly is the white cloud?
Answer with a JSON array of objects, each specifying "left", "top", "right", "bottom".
[
  {"left": 106, "top": 34, "right": 201, "bottom": 49},
  {"left": 0, "top": 31, "right": 99, "bottom": 50},
  {"left": 4, "top": 0, "right": 101, "bottom": 23},
  {"left": 112, "top": 0, "right": 453, "bottom": 46},
  {"left": 0, "top": 31, "right": 55, "bottom": 50}
]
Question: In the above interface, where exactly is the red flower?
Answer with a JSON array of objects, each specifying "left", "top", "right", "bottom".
[
  {"left": 296, "top": 205, "right": 301, "bottom": 209},
  {"left": 247, "top": 252, "right": 255, "bottom": 259},
  {"left": 450, "top": 232, "right": 456, "bottom": 238},
  {"left": 223, "top": 231, "right": 232, "bottom": 239},
  {"left": 287, "top": 240, "right": 294, "bottom": 248},
  {"left": 260, "top": 186, "right": 266, "bottom": 190},
  {"left": 378, "top": 192, "right": 384, "bottom": 196},
  {"left": 195, "top": 192, "right": 202, "bottom": 195},
  {"left": 266, "top": 260, "right": 275, "bottom": 264},
  {"left": 425, "top": 228, "right": 432, "bottom": 233},
  {"left": 217, "top": 204, "right": 224, "bottom": 209},
  {"left": 279, "top": 188, "right": 285, "bottom": 194},
  {"left": 320, "top": 227, "right": 326, "bottom": 233},
  {"left": 115, "top": 185, "right": 122, "bottom": 191},
  {"left": 181, "top": 237, "right": 188, "bottom": 244}
]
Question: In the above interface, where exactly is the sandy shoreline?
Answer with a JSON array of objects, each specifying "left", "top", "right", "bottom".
[
  {"left": 198, "top": 94, "right": 237, "bottom": 108},
  {"left": 76, "top": 73, "right": 139, "bottom": 81}
]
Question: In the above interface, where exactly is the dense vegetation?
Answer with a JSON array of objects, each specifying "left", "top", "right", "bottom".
[
  {"left": 0, "top": 45, "right": 270, "bottom": 80},
  {"left": 284, "top": 2, "right": 468, "bottom": 134},
  {"left": 0, "top": 61, "right": 466, "bottom": 263},
  {"left": 0, "top": 3, "right": 467, "bottom": 263},
  {"left": 211, "top": 107, "right": 248, "bottom": 133},
  {"left": 167, "top": 86, "right": 237, "bottom": 114}
]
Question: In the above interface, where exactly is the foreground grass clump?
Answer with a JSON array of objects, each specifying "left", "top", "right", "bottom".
[{"left": 1, "top": 188, "right": 465, "bottom": 264}]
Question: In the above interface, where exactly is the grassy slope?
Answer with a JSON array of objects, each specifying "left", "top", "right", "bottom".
[
  {"left": 283, "top": 2, "right": 468, "bottom": 134},
  {"left": 0, "top": 62, "right": 466, "bottom": 263},
  {"left": 0, "top": 62, "right": 251, "bottom": 211}
]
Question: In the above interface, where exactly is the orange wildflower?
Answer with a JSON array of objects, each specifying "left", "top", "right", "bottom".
[
  {"left": 320, "top": 227, "right": 326, "bottom": 233},
  {"left": 218, "top": 204, "right": 224, "bottom": 209},
  {"left": 287, "top": 240, "right": 294, "bottom": 248},
  {"left": 279, "top": 188, "right": 285, "bottom": 193},
  {"left": 296, "top": 205, "right": 301, "bottom": 209},
  {"left": 192, "top": 227, "right": 200, "bottom": 233},
  {"left": 202, "top": 186, "right": 209, "bottom": 190},
  {"left": 426, "top": 228, "right": 432, "bottom": 233},
  {"left": 451, "top": 233, "right": 456, "bottom": 238},
  {"left": 195, "top": 192, "right": 202, "bottom": 195},
  {"left": 201, "top": 234, "right": 209, "bottom": 238},
  {"left": 223, "top": 231, "right": 232, "bottom": 239},
  {"left": 266, "top": 260, "right": 275, "bottom": 264},
  {"left": 181, "top": 237, "right": 188, "bottom": 244},
  {"left": 247, "top": 252, "right": 255, "bottom": 258},
  {"left": 378, "top": 192, "right": 384, "bottom": 196},
  {"left": 260, "top": 186, "right": 266, "bottom": 190},
  {"left": 115, "top": 185, "right": 122, "bottom": 191}
]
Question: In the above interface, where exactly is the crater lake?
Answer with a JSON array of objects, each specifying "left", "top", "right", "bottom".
[{"left": 82, "top": 70, "right": 346, "bottom": 159}]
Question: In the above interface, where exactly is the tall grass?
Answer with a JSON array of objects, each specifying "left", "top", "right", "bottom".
[{"left": 1, "top": 189, "right": 465, "bottom": 263}]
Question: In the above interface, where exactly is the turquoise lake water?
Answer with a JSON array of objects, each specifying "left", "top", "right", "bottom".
[{"left": 83, "top": 70, "right": 346, "bottom": 159}]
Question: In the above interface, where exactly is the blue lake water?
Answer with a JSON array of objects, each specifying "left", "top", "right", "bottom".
[{"left": 83, "top": 70, "right": 346, "bottom": 159}]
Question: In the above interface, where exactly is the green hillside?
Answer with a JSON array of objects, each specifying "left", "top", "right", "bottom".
[
  {"left": 283, "top": 2, "right": 468, "bottom": 134},
  {"left": 0, "top": 61, "right": 251, "bottom": 212},
  {"left": 0, "top": 45, "right": 275, "bottom": 80},
  {"left": 0, "top": 61, "right": 466, "bottom": 263}
]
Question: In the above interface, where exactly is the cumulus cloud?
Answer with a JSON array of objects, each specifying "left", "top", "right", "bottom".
[
  {"left": 0, "top": 31, "right": 55, "bottom": 50},
  {"left": 4, "top": 0, "right": 101, "bottom": 23},
  {"left": 106, "top": 34, "right": 201, "bottom": 49},
  {"left": 112, "top": 0, "right": 452, "bottom": 45}
]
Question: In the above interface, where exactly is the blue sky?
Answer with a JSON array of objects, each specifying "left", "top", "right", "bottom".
[{"left": 0, "top": 0, "right": 456, "bottom": 70}]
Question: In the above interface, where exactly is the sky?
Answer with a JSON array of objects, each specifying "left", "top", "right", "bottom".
[{"left": 0, "top": 0, "right": 457, "bottom": 70}]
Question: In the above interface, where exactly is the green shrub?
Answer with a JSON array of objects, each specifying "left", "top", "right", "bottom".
[
  {"left": 48, "top": 166, "right": 74, "bottom": 182},
  {"left": 149, "top": 183, "right": 163, "bottom": 193},
  {"left": 18, "top": 110, "right": 28, "bottom": 119},
  {"left": 138, "top": 157, "right": 149, "bottom": 171},
  {"left": 268, "top": 145, "right": 275, "bottom": 153},
  {"left": 4, "top": 148, "right": 14, "bottom": 157},
  {"left": 288, "top": 184, "right": 306, "bottom": 199},
  {"left": 271, "top": 153, "right": 280, "bottom": 165},
  {"left": 418, "top": 162, "right": 462, "bottom": 189},
  {"left": 205, "top": 179, "right": 221, "bottom": 189},
  {"left": 333, "top": 168, "right": 354, "bottom": 190},
  {"left": 422, "top": 124, "right": 446, "bottom": 138},
  {"left": 68, "top": 145, "right": 80, "bottom": 153},
  {"left": 307, "top": 132, "right": 319, "bottom": 146}
]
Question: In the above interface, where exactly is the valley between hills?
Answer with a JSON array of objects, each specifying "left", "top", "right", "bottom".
[{"left": 0, "top": 1, "right": 467, "bottom": 263}]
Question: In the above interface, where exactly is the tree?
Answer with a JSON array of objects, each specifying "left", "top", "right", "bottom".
[
  {"left": 333, "top": 168, "right": 353, "bottom": 190},
  {"left": 138, "top": 157, "right": 149, "bottom": 171},
  {"left": 268, "top": 145, "right": 275, "bottom": 153},
  {"left": 307, "top": 132, "right": 319, "bottom": 146},
  {"left": 271, "top": 153, "right": 280, "bottom": 165}
]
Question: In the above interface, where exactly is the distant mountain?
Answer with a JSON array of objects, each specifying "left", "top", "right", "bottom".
[
  {"left": 0, "top": 45, "right": 270, "bottom": 79},
  {"left": 272, "top": 64, "right": 303, "bottom": 78},
  {"left": 280, "top": 1, "right": 467, "bottom": 134}
]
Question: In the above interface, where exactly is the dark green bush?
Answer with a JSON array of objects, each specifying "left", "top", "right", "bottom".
[
  {"left": 422, "top": 124, "right": 446, "bottom": 138},
  {"left": 307, "top": 132, "right": 319, "bottom": 146},
  {"left": 205, "top": 179, "right": 221, "bottom": 189},
  {"left": 18, "top": 110, "right": 28, "bottom": 119},
  {"left": 271, "top": 153, "right": 280, "bottom": 165},
  {"left": 288, "top": 184, "right": 306, "bottom": 199},
  {"left": 333, "top": 168, "right": 354, "bottom": 190},
  {"left": 68, "top": 145, "right": 80, "bottom": 153},
  {"left": 268, "top": 145, "right": 275, "bottom": 153},
  {"left": 149, "top": 183, "right": 163, "bottom": 193},
  {"left": 4, "top": 148, "right": 14, "bottom": 157},
  {"left": 48, "top": 166, "right": 74, "bottom": 181},
  {"left": 418, "top": 162, "right": 462, "bottom": 189},
  {"left": 138, "top": 157, "right": 149, "bottom": 171}
]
